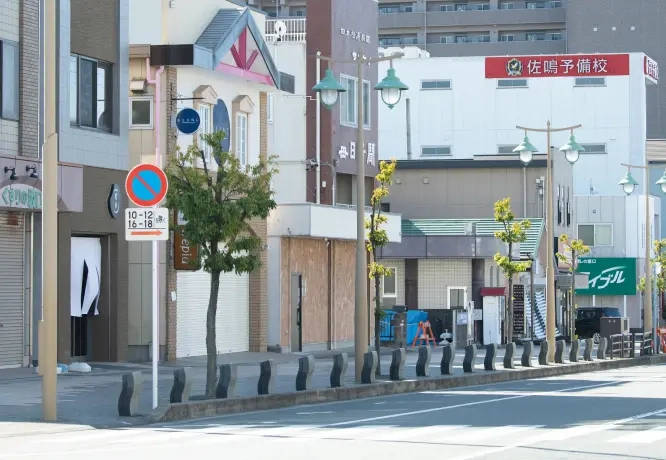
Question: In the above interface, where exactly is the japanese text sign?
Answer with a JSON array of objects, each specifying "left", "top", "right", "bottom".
[
  {"left": 485, "top": 54, "right": 630, "bottom": 79},
  {"left": 645, "top": 55, "right": 659, "bottom": 82},
  {"left": 575, "top": 257, "right": 637, "bottom": 296}
]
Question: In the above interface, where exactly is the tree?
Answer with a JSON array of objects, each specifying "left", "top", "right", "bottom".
[
  {"left": 493, "top": 197, "right": 532, "bottom": 344},
  {"left": 556, "top": 234, "right": 590, "bottom": 339},
  {"left": 637, "top": 239, "right": 666, "bottom": 323},
  {"left": 166, "top": 130, "right": 277, "bottom": 397},
  {"left": 366, "top": 158, "right": 397, "bottom": 376}
]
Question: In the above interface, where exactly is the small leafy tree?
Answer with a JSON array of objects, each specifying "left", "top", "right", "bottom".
[
  {"left": 366, "top": 159, "right": 397, "bottom": 376},
  {"left": 493, "top": 197, "right": 532, "bottom": 344},
  {"left": 556, "top": 234, "right": 590, "bottom": 339},
  {"left": 166, "top": 130, "right": 277, "bottom": 397},
  {"left": 637, "top": 239, "right": 666, "bottom": 323}
]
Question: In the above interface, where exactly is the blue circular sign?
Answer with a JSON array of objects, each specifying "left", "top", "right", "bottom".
[{"left": 176, "top": 108, "right": 201, "bottom": 135}]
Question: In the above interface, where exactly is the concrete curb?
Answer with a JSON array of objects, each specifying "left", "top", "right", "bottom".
[{"left": 148, "top": 354, "right": 666, "bottom": 423}]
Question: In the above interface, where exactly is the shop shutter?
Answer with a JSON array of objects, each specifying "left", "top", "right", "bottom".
[{"left": 0, "top": 211, "right": 24, "bottom": 368}]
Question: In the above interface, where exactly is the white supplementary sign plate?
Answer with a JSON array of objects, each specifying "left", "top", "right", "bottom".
[{"left": 125, "top": 207, "right": 169, "bottom": 241}]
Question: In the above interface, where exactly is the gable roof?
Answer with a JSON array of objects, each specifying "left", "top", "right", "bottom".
[
  {"left": 401, "top": 218, "right": 545, "bottom": 257},
  {"left": 195, "top": 8, "right": 279, "bottom": 87}
]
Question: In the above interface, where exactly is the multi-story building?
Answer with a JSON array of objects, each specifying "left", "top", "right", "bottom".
[
  {"left": 377, "top": 49, "right": 659, "bottom": 330},
  {"left": 0, "top": 0, "right": 130, "bottom": 369}
]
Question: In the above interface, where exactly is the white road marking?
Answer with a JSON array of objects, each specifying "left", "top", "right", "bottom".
[
  {"left": 610, "top": 426, "right": 666, "bottom": 444},
  {"left": 367, "top": 425, "right": 470, "bottom": 442},
  {"left": 434, "top": 425, "right": 544, "bottom": 444}
]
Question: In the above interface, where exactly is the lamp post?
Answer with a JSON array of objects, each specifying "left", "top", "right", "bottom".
[
  {"left": 312, "top": 52, "right": 408, "bottom": 381},
  {"left": 618, "top": 164, "right": 666, "bottom": 349},
  {"left": 513, "top": 121, "right": 583, "bottom": 362}
]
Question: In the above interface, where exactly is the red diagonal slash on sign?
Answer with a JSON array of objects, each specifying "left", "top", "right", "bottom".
[{"left": 135, "top": 173, "right": 159, "bottom": 198}]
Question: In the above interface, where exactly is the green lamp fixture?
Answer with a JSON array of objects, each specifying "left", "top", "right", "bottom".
[
  {"left": 374, "top": 67, "right": 409, "bottom": 109},
  {"left": 513, "top": 135, "right": 539, "bottom": 165},
  {"left": 618, "top": 170, "right": 639, "bottom": 195},
  {"left": 559, "top": 134, "right": 585, "bottom": 165},
  {"left": 312, "top": 69, "right": 346, "bottom": 109}
]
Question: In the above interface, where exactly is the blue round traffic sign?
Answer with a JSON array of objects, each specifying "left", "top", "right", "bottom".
[
  {"left": 176, "top": 108, "right": 201, "bottom": 135},
  {"left": 125, "top": 164, "right": 168, "bottom": 208}
]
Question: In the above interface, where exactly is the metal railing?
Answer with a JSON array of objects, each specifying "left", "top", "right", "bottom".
[
  {"left": 634, "top": 332, "right": 654, "bottom": 356},
  {"left": 609, "top": 333, "right": 632, "bottom": 359},
  {"left": 265, "top": 18, "right": 306, "bottom": 43}
]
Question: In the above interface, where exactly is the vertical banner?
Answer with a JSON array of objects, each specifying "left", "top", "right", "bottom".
[{"left": 513, "top": 284, "right": 525, "bottom": 336}]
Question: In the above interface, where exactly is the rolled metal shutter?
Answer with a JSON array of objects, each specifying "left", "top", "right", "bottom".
[{"left": 0, "top": 211, "right": 24, "bottom": 368}]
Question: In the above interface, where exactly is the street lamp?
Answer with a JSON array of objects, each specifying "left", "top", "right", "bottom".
[
  {"left": 513, "top": 121, "right": 583, "bottom": 362},
  {"left": 617, "top": 164, "right": 666, "bottom": 346},
  {"left": 313, "top": 51, "right": 408, "bottom": 380}
]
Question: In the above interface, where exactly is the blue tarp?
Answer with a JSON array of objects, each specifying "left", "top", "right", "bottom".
[{"left": 380, "top": 310, "right": 428, "bottom": 344}]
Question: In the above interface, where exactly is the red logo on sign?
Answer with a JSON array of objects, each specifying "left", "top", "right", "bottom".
[
  {"left": 645, "top": 55, "right": 659, "bottom": 82},
  {"left": 485, "top": 54, "right": 630, "bottom": 79}
]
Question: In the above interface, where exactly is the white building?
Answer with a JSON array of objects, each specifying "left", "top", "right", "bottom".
[{"left": 378, "top": 48, "right": 660, "bottom": 329}]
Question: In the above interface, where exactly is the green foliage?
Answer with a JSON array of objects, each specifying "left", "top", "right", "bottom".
[
  {"left": 492, "top": 197, "right": 532, "bottom": 275},
  {"left": 165, "top": 130, "right": 278, "bottom": 275},
  {"left": 637, "top": 239, "right": 666, "bottom": 295}
]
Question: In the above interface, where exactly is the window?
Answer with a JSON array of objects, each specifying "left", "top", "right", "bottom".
[
  {"left": 526, "top": 32, "right": 545, "bottom": 41},
  {"left": 440, "top": 36, "right": 455, "bottom": 44},
  {"left": 527, "top": 1, "right": 544, "bottom": 8},
  {"left": 129, "top": 97, "right": 153, "bottom": 129},
  {"left": 421, "top": 146, "right": 451, "bottom": 156},
  {"left": 547, "top": 0, "right": 563, "bottom": 7},
  {"left": 471, "top": 34, "right": 491, "bottom": 43},
  {"left": 404, "top": 6, "right": 413, "bottom": 12},
  {"left": 199, "top": 104, "right": 212, "bottom": 163},
  {"left": 293, "top": 7, "right": 306, "bottom": 16},
  {"left": 70, "top": 54, "right": 113, "bottom": 132},
  {"left": 498, "top": 79, "right": 528, "bottom": 88},
  {"left": 580, "top": 143, "right": 607, "bottom": 154},
  {"left": 0, "top": 40, "right": 19, "bottom": 120},
  {"left": 578, "top": 223, "right": 613, "bottom": 246},
  {"left": 267, "top": 94, "right": 273, "bottom": 124},
  {"left": 455, "top": 35, "right": 468, "bottom": 43},
  {"left": 421, "top": 80, "right": 452, "bottom": 90},
  {"left": 471, "top": 3, "right": 490, "bottom": 10},
  {"left": 440, "top": 4, "right": 455, "bottom": 11},
  {"left": 380, "top": 202, "right": 391, "bottom": 213},
  {"left": 575, "top": 77, "right": 606, "bottom": 87},
  {"left": 500, "top": 34, "right": 515, "bottom": 42},
  {"left": 498, "top": 145, "right": 517, "bottom": 154},
  {"left": 235, "top": 112, "right": 247, "bottom": 167},
  {"left": 379, "top": 5, "right": 400, "bottom": 13},
  {"left": 448, "top": 287, "right": 466, "bottom": 309},
  {"left": 500, "top": 2, "right": 514, "bottom": 8},
  {"left": 382, "top": 268, "right": 397, "bottom": 298},
  {"left": 362, "top": 80, "right": 370, "bottom": 128}
]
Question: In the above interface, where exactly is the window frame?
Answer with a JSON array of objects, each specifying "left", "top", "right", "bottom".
[
  {"left": 447, "top": 286, "right": 467, "bottom": 310},
  {"left": 129, "top": 96, "right": 153, "bottom": 130},
  {"left": 267, "top": 93, "right": 274, "bottom": 124},
  {"left": 421, "top": 146, "right": 452, "bottom": 157},
  {"left": 339, "top": 74, "right": 371, "bottom": 129},
  {"left": 70, "top": 53, "right": 114, "bottom": 133},
  {"left": 577, "top": 223, "right": 613, "bottom": 247},
  {"left": 574, "top": 77, "right": 606, "bottom": 87},
  {"left": 420, "top": 79, "right": 452, "bottom": 90},
  {"left": 235, "top": 111, "right": 248, "bottom": 167},
  {"left": 580, "top": 143, "right": 607, "bottom": 154},
  {"left": 497, "top": 79, "right": 528, "bottom": 88},
  {"left": 198, "top": 103, "right": 213, "bottom": 164},
  {"left": 0, "top": 39, "right": 20, "bottom": 121},
  {"left": 381, "top": 267, "right": 397, "bottom": 298}
]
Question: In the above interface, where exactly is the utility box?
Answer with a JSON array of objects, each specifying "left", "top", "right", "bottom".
[{"left": 601, "top": 317, "right": 629, "bottom": 342}]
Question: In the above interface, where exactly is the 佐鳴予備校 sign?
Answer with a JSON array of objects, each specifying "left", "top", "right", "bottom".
[
  {"left": 575, "top": 257, "right": 637, "bottom": 296},
  {"left": 485, "top": 54, "right": 630, "bottom": 79}
]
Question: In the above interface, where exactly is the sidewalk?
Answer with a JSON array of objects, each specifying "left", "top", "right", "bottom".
[{"left": 0, "top": 344, "right": 545, "bottom": 433}]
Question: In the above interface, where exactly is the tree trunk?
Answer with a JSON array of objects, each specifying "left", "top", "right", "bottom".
[
  {"left": 507, "top": 277, "right": 514, "bottom": 344},
  {"left": 374, "top": 276, "right": 382, "bottom": 376},
  {"left": 205, "top": 269, "right": 221, "bottom": 398}
]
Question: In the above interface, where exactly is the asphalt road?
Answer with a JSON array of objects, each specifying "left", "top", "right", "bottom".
[{"left": 3, "top": 364, "right": 666, "bottom": 460}]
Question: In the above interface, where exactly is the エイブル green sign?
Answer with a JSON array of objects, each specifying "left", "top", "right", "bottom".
[{"left": 575, "top": 257, "right": 637, "bottom": 296}]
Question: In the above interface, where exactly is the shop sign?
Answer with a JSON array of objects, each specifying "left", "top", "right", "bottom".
[
  {"left": 339, "top": 28, "right": 371, "bottom": 43},
  {"left": 645, "top": 55, "right": 659, "bottom": 82},
  {"left": 485, "top": 54, "right": 630, "bottom": 79},
  {"left": 173, "top": 226, "right": 200, "bottom": 271},
  {"left": 1, "top": 184, "right": 42, "bottom": 210},
  {"left": 107, "top": 184, "right": 121, "bottom": 219},
  {"left": 337, "top": 141, "right": 376, "bottom": 166},
  {"left": 575, "top": 257, "right": 637, "bottom": 296}
]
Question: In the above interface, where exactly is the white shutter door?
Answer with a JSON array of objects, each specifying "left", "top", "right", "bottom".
[
  {"left": 0, "top": 212, "right": 24, "bottom": 368},
  {"left": 176, "top": 269, "right": 249, "bottom": 358}
]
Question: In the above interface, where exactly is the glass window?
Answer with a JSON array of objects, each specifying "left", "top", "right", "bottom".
[
  {"left": 130, "top": 98, "right": 152, "bottom": 128},
  {"left": 1, "top": 41, "right": 19, "bottom": 120},
  {"left": 575, "top": 77, "right": 606, "bottom": 87},
  {"left": 577, "top": 225, "right": 595, "bottom": 246},
  {"left": 70, "top": 54, "right": 113, "bottom": 132},
  {"left": 498, "top": 79, "right": 528, "bottom": 88},
  {"left": 199, "top": 104, "right": 212, "bottom": 162},
  {"left": 449, "top": 288, "right": 465, "bottom": 309},
  {"left": 382, "top": 268, "right": 397, "bottom": 297},
  {"left": 595, "top": 224, "right": 613, "bottom": 246},
  {"left": 340, "top": 75, "right": 357, "bottom": 126},
  {"left": 421, "top": 80, "right": 452, "bottom": 90},
  {"left": 235, "top": 112, "right": 247, "bottom": 167},
  {"left": 362, "top": 80, "right": 370, "bottom": 128}
]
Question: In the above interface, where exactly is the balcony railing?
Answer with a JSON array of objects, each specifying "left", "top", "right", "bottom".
[{"left": 265, "top": 18, "right": 306, "bottom": 43}]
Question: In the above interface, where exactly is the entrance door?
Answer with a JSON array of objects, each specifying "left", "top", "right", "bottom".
[
  {"left": 290, "top": 274, "right": 302, "bottom": 352},
  {"left": 70, "top": 237, "right": 102, "bottom": 362}
]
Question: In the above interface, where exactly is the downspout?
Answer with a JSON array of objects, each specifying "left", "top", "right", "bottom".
[{"left": 523, "top": 166, "right": 527, "bottom": 216}]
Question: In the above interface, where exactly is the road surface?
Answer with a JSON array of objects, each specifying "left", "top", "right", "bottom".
[{"left": 3, "top": 364, "right": 666, "bottom": 459}]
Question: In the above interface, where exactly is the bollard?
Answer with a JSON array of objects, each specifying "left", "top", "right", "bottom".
[
  {"left": 484, "top": 343, "right": 497, "bottom": 371},
  {"left": 463, "top": 344, "right": 476, "bottom": 373},
  {"left": 361, "top": 351, "right": 378, "bottom": 384},
  {"left": 583, "top": 338, "right": 593, "bottom": 361},
  {"left": 597, "top": 337, "right": 607, "bottom": 360},
  {"left": 416, "top": 346, "right": 432, "bottom": 377},
  {"left": 118, "top": 371, "right": 143, "bottom": 417},
  {"left": 330, "top": 353, "right": 348, "bottom": 388},
  {"left": 440, "top": 344, "right": 455, "bottom": 375},
  {"left": 170, "top": 367, "right": 193, "bottom": 403},
  {"left": 216, "top": 363, "right": 237, "bottom": 399},
  {"left": 555, "top": 340, "right": 565, "bottom": 364},
  {"left": 569, "top": 339, "right": 580, "bottom": 362},
  {"left": 296, "top": 355, "right": 315, "bottom": 391},
  {"left": 257, "top": 359, "right": 276, "bottom": 395},
  {"left": 521, "top": 341, "right": 533, "bottom": 367},
  {"left": 538, "top": 341, "right": 549, "bottom": 365},
  {"left": 389, "top": 348, "right": 406, "bottom": 381},
  {"left": 503, "top": 342, "right": 516, "bottom": 369}
]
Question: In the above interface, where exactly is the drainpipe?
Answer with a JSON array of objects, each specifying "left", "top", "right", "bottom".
[{"left": 145, "top": 58, "right": 165, "bottom": 409}]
